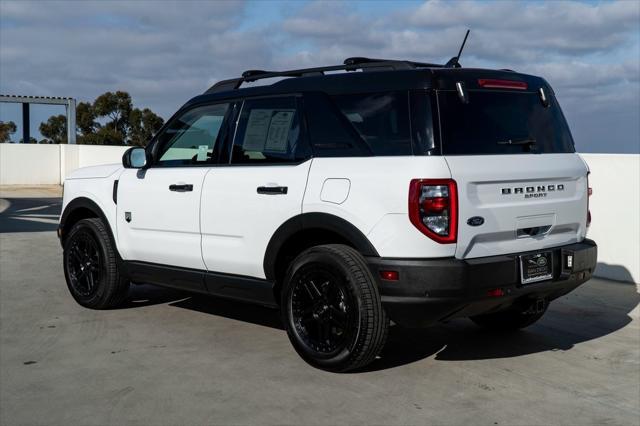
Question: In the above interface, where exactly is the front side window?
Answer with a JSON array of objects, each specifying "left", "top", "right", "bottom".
[
  {"left": 230, "top": 97, "right": 308, "bottom": 164},
  {"left": 155, "top": 103, "right": 230, "bottom": 166}
]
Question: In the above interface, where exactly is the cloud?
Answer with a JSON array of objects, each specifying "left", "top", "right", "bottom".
[{"left": 0, "top": 0, "right": 638, "bottom": 152}]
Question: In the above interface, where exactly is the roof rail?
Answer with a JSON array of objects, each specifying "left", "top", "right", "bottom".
[
  {"left": 343, "top": 57, "right": 443, "bottom": 68},
  {"left": 205, "top": 57, "right": 443, "bottom": 94}
]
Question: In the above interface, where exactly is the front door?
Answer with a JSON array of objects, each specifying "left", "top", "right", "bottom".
[{"left": 117, "top": 102, "right": 232, "bottom": 272}]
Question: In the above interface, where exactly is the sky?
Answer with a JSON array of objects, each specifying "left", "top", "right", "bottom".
[{"left": 0, "top": 0, "right": 639, "bottom": 153}]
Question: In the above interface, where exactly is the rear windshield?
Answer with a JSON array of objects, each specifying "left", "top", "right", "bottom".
[{"left": 437, "top": 90, "right": 575, "bottom": 155}]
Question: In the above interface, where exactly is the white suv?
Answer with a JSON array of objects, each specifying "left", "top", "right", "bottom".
[{"left": 58, "top": 58, "right": 597, "bottom": 372}]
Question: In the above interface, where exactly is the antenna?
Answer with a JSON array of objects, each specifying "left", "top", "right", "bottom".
[{"left": 445, "top": 29, "right": 470, "bottom": 68}]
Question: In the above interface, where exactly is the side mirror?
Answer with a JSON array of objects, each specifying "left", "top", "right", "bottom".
[{"left": 122, "top": 147, "right": 149, "bottom": 169}]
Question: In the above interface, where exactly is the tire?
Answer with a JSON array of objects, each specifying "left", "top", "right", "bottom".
[
  {"left": 281, "top": 244, "right": 389, "bottom": 372},
  {"left": 470, "top": 299, "right": 548, "bottom": 330},
  {"left": 63, "top": 218, "right": 129, "bottom": 309}
]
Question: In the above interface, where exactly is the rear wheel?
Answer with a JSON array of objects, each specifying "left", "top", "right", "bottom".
[
  {"left": 470, "top": 299, "right": 548, "bottom": 330},
  {"left": 63, "top": 218, "right": 129, "bottom": 309},
  {"left": 281, "top": 244, "right": 388, "bottom": 372}
]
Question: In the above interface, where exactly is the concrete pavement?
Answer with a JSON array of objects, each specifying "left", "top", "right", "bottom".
[{"left": 1, "top": 192, "right": 639, "bottom": 425}]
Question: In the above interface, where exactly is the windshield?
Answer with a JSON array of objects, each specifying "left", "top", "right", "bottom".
[{"left": 438, "top": 90, "right": 575, "bottom": 155}]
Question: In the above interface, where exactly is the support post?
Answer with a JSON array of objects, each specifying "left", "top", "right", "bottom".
[
  {"left": 66, "top": 99, "right": 76, "bottom": 144},
  {"left": 22, "top": 103, "right": 30, "bottom": 143}
]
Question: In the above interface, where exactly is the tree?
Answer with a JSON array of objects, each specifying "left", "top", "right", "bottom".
[
  {"left": 38, "top": 91, "right": 164, "bottom": 146},
  {"left": 39, "top": 115, "right": 67, "bottom": 144},
  {"left": 18, "top": 137, "right": 38, "bottom": 144},
  {"left": 76, "top": 101, "right": 97, "bottom": 135},
  {"left": 129, "top": 108, "right": 164, "bottom": 146},
  {"left": 0, "top": 120, "right": 17, "bottom": 143},
  {"left": 93, "top": 91, "right": 132, "bottom": 138}
]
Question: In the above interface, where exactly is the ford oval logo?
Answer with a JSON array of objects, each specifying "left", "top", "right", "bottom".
[{"left": 467, "top": 216, "right": 484, "bottom": 227}]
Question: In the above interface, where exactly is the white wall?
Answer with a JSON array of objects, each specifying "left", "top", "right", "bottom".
[
  {"left": 0, "top": 144, "right": 129, "bottom": 185},
  {"left": 1, "top": 144, "right": 638, "bottom": 283},
  {"left": 0, "top": 144, "right": 60, "bottom": 185},
  {"left": 582, "top": 154, "right": 640, "bottom": 284}
]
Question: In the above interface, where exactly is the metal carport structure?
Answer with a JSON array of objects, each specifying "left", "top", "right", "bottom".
[{"left": 0, "top": 94, "right": 76, "bottom": 144}]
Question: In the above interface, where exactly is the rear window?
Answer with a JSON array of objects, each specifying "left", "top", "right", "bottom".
[{"left": 438, "top": 90, "right": 575, "bottom": 155}]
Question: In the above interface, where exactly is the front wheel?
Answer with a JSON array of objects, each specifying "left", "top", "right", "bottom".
[
  {"left": 63, "top": 218, "right": 129, "bottom": 309},
  {"left": 281, "top": 244, "right": 388, "bottom": 372}
]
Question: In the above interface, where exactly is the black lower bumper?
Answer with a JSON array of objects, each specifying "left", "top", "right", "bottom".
[{"left": 366, "top": 239, "right": 597, "bottom": 327}]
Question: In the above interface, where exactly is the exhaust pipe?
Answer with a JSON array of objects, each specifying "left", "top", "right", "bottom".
[{"left": 524, "top": 298, "right": 547, "bottom": 314}]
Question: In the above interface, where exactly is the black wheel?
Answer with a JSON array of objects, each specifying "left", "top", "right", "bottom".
[
  {"left": 63, "top": 218, "right": 129, "bottom": 309},
  {"left": 281, "top": 244, "right": 388, "bottom": 372},
  {"left": 470, "top": 299, "right": 548, "bottom": 330}
]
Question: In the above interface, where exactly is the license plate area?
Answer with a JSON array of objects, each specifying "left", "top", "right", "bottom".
[{"left": 520, "top": 251, "right": 553, "bottom": 284}]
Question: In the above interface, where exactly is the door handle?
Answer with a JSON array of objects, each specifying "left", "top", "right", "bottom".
[
  {"left": 169, "top": 184, "right": 193, "bottom": 192},
  {"left": 257, "top": 186, "right": 288, "bottom": 195}
]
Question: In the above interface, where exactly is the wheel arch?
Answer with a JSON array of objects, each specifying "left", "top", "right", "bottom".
[
  {"left": 264, "top": 213, "right": 379, "bottom": 293},
  {"left": 59, "top": 197, "right": 117, "bottom": 251}
]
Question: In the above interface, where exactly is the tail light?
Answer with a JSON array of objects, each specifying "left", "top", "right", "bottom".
[
  {"left": 409, "top": 179, "right": 458, "bottom": 244},
  {"left": 587, "top": 173, "right": 592, "bottom": 227}
]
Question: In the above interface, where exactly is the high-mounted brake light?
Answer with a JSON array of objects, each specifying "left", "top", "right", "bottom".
[
  {"left": 478, "top": 79, "right": 528, "bottom": 90},
  {"left": 409, "top": 179, "right": 458, "bottom": 244}
]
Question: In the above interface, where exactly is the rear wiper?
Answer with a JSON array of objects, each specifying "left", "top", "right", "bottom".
[{"left": 497, "top": 138, "right": 537, "bottom": 146}]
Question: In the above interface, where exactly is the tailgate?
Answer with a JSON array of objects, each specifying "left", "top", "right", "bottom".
[{"left": 446, "top": 153, "right": 589, "bottom": 259}]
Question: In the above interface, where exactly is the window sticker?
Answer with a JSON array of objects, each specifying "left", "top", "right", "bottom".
[
  {"left": 265, "top": 110, "right": 295, "bottom": 152},
  {"left": 243, "top": 109, "right": 272, "bottom": 151},
  {"left": 242, "top": 108, "right": 296, "bottom": 153},
  {"left": 196, "top": 144, "right": 208, "bottom": 161}
]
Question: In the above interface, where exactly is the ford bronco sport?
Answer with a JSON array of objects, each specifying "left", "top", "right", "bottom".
[{"left": 59, "top": 56, "right": 597, "bottom": 372}]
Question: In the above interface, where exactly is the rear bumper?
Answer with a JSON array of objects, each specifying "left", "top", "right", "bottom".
[{"left": 366, "top": 239, "right": 597, "bottom": 327}]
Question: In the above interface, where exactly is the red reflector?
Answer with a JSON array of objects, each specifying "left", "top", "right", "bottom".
[
  {"left": 487, "top": 288, "right": 505, "bottom": 297},
  {"left": 421, "top": 196, "right": 449, "bottom": 213},
  {"left": 588, "top": 187, "right": 593, "bottom": 196},
  {"left": 478, "top": 79, "right": 528, "bottom": 90},
  {"left": 380, "top": 270, "right": 399, "bottom": 281}
]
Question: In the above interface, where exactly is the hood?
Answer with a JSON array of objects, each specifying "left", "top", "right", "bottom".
[{"left": 65, "top": 164, "right": 123, "bottom": 180}]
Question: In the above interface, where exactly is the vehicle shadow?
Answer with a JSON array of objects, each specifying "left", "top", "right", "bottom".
[
  {"left": 0, "top": 197, "right": 61, "bottom": 233},
  {"left": 133, "top": 277, "right": 639, "bottom": 372},
  {"left": 169, "top": 295, "right": 284, "bottom": 330},
  {"left": 123, "top": 284, "right": 192, "bottom": 309},
  {"left": 363, "top": 279, "right": 640, "bottom": 372}
]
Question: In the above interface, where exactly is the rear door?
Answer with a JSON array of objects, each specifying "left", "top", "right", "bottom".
[
  {"left": 436, "top": 80, "right": 589, "bottom": 259},
  {"left": 200, "top": 96, "right": 312, "bottom": 279}
]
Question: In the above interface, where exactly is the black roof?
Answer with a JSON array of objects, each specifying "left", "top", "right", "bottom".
[{"left": 182, "top": 57, "right": 547, "bottom": 110}]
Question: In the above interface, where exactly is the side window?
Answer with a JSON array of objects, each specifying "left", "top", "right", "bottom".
[
  {"left": 331, "top": 91, "right": 412, "bottom": 156},
  {"left": 304, "top": 92, "right": 370, "bottom": 157},
  {"left": 155, "top": 103, "right": 230, "bottom": 166},
  {"left": 230, "top": 97, "right": 309, "bottom": 164}
]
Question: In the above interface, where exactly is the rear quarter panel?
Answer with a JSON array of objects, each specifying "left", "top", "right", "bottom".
[{"left": 304, "top": 157, "right": 455, "bottom": 258}]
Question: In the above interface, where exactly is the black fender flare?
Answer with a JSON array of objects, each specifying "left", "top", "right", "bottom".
[
  {"left": 59, "top": 197, "right": 116, "bottom": 248},
  {"left": 263, "top": 212, "right": 379, "bottom": 281}
]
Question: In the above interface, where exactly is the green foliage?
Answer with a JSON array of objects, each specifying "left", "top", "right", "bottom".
[
  {"left": 0, "top": 120, "right": 17, "bottom": 143},
  {"left": 93, "top": 91, "right": 132, "bottom": 136},
  {"left": 76, "top": 101, "right": 97, "bottom": 135},
  {"left": 38, "top": 91, "right": 164, "bottom": 146},
  {"left": 18, "top": 137, "right": 38, "bottom": 144},
  {"left": 129, "top": 107, "right": 165, "bottom": 147},
  {"left": 39, "top": 114, "right": 68, "bottom": 144}
]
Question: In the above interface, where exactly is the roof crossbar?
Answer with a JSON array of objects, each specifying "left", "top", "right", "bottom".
[{"left": 205, "top": 57, "right": 444, "bottom": 94}]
